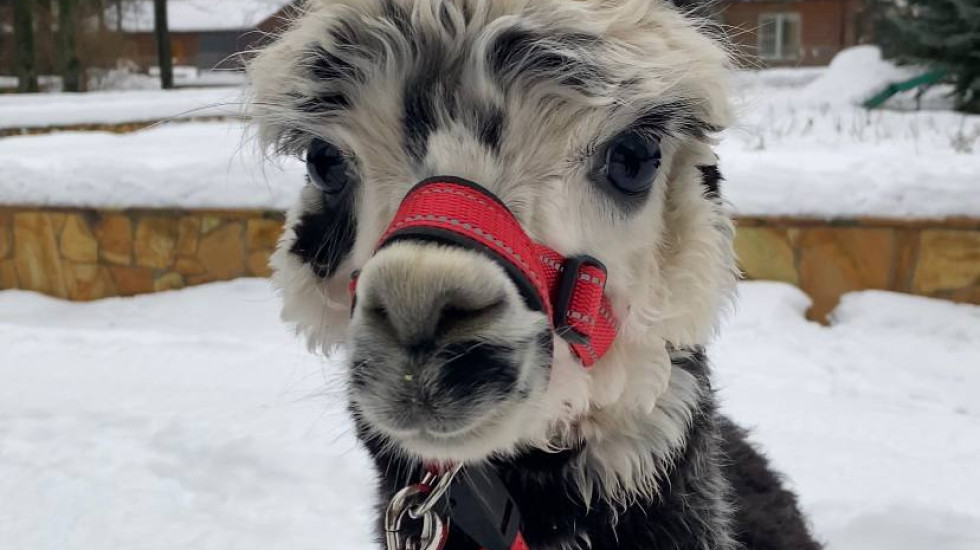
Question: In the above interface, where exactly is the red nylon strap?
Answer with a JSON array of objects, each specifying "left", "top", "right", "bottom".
[
  {"left": 372, "top": 178, "right": 619, "bottom": 367},
  {"left": 505, "top": 533, "right": 531, "bottom": 550}
]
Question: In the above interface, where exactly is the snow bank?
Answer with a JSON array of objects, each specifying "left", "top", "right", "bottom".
[
  {"left": 735, "top": 66, "right": 825, "bottom": 90},
  {"left": 88, "top": 68, "right": 247, "bottom": 92},
  {"left": 0, "top": 87, "right": 245, "bottom": 130},
  {"left": 0, "top": 122, "right": 304, "bottom": 209},
  {"left": 717, "top": 110, "right": 980, "bottom": 218},
  {"left": 2, "top": 49, "right": 978, "bottom": 219},
  {"left": 0, "top": 280, "right": 377, "bottom": 549},
  {"left": 799, "top": 46, "right": 920, "bottom": 106},
  {"left": 1, "top": 280, "right": 978, "bottom": 549},
  {"left": 715, "top": 283, "right": 980, "bottom": 550},
  {"left": 724, "top": 48, "right": 980, "bottom": 219}
]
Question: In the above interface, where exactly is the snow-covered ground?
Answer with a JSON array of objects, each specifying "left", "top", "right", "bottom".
[
  {"left": 1, "top": 47, "right": 977, "bottom": 217},
  {"left": 0, "top": 122, "right": 303, "bottom": 210},
  {"left": 0, "top": 87, "right": 246, "bottom": 130},
  {"left": 721, "top": 47, "right": 980, "bottom": 219},
  {"left": 1, "top": 280, "right": 978, "bottom": 549}
]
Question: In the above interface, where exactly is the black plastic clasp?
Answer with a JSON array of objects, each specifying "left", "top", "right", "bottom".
[
  {"left": 446, "top": 465, "right": 522, "bottom": 550},
  {"left": 553, "top": 255, "right": 606, "bottom": 345}
]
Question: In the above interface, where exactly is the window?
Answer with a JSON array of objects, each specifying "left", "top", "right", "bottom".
[{"left": 758, "top": 13, "right": 801, "bottom": 60}]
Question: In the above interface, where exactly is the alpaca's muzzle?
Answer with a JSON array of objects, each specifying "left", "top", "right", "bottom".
[{"left": 352, "top": 176, "right": 620, "bottom": 368}]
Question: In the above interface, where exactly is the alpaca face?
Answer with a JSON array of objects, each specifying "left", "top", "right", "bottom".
[{"left": 250, "top": 0, "right": 737, "bottom": 465}]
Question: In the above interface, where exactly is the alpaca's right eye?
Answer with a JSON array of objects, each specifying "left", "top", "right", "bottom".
[
  {"left": 306, "top": 138, "right": 351, "bottom": 194},
  {"left": 604, "top": 131, "right": 662, "bottom": 196}
]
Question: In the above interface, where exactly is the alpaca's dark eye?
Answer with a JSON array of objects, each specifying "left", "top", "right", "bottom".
[
  {"left": 306, "top": 138, "right": 350, "bottom": 194},
  {"left": 605, "top": 132, "right": 662, "bottom": 195}
]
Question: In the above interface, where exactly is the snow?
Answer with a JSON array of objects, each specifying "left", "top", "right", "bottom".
[
  {"left": 89, "top": 68, "right": 248, "bottom": 92},
  {"left": 720, "top": 47, "right": 980, "bottom": 219},
  {"left": 1, "top": 46, "right": 978, "bottom": 216},
  {"left": 0, "top": 87, "right": 245, "bottom": 130},
  {"left": 797, "top": 46, "right": 920, "bottom": 107},
  {"left": 714, "top": 283, "right": 980, "bottom": 550},
  {"left": 110, "top": 0, "right": 291, "bottom": 33},
  {"left": 0, "top": 122, "right": 304, "bottom": 210},
  {"left": 1, "top": 280, "right": 978, "bottom": 549}
]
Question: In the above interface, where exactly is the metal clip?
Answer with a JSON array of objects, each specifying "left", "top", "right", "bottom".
[{"left": 384, "top": 465, "right": 462, "bottom": 550}]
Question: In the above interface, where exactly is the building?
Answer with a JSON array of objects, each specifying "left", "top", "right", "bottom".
[
  {"left": 113, "top": 0, "right": 295, "bottom": 71},
  {"left": 715, "top": 0, "right": 872, "bottom": 67}
]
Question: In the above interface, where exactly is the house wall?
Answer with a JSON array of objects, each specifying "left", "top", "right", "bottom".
[
  {"left": 719, "top": 0, "right": 869, "bottom": 67},
  {"left": 126, "top": 32, "right": 200, "bottom": 69},
  {"left": 125, "top": 29, "right": 266, "bottom": 71}
]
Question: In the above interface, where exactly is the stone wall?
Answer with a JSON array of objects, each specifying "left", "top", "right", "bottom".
[
  {"left": 737, "top": 217, "right": 980, "bottom": 320},
  {"left": 0, "top": 116, "right": 237, "bottom": 138},
  {"left": 0, "top": 207, "right": 282, "bottom": 301},
  {"left": 2, "top": 207, "right": 978, "bottom": 321}
]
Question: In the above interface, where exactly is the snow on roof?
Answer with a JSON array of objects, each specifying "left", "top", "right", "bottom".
[{"left": 112, "top": 0, "right": 293, "bottom": 33}]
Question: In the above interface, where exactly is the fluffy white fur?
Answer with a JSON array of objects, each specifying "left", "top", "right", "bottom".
[{"left": 250, "top": 0, "right": 737, "bottom": 504}]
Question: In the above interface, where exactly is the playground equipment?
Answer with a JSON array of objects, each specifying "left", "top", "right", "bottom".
[{"left": 863, "top": 69, "right": 947, "bottom": 109}]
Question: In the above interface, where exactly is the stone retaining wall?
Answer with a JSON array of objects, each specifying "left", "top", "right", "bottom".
[
  {"left": 737, "top": 217, "right": 980, "bottom": 320},
  {"left": 2, "top": 207, "right": 978, "bottom": 321},
  {"left": 0, "top": 207, "right": 282, "bottom": 301},
  {"left": 0, "top": 116, "right": 239, "bottom": 138}
]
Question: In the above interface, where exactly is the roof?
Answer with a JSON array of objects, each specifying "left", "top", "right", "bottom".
[{"left": 111, "top": 0, "right": 294, "bottom": 33}]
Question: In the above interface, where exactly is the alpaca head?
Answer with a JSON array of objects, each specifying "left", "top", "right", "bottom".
[{"left": 250, "top": 0, "right": 736, "bottom": 480}]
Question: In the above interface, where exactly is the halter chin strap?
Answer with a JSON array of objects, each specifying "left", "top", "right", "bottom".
[{"left": 351, "top": 176, "right": 620, "bottom": 368}]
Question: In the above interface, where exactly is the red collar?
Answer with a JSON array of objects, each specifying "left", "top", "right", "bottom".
[{"left": 353, "top": 176, "right": 620, "bottom": 368}]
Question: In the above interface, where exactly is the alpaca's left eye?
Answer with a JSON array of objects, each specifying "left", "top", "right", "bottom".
[
  {"left": 306, "top": 138, "right": 351, "bottom": 194},
  {"left": 604, "top": 132, "right": 662, "bottom": 195}
]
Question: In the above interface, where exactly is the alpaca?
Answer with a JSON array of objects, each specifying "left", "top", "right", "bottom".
[{"left": 248, "top": 1, "right": 822, "bottom": 548}]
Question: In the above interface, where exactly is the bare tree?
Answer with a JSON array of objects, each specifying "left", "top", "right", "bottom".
[
  {"left": 153, "top": 0, "right": 172, "bottom": 89},
  {"left": 56, "top": 0, "right": 80, "bottom": 91},
  {"left": 13, "top": 0, "right": 39, "bottom": 92}
]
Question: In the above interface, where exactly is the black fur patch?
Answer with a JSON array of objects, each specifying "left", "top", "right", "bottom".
[
  {"left": 475, "top": 105, "right": 505, "bottom": 152},
  {"left": 633, "top": 102, "right": 720, "bottom": 141},
  {"left": 436, "top": 341, "right": 519, "bottom": 397},
  {"left": 699, "top": 164, "right": 723, "bottom": 199},
  {"left": 721, "top": 419, "right": 824, "bottom": 550},
  {"left": 487, "top": 26, "right": 607, "bottom": 93},
  {"left": 289, "top": 189, "right": 357, "bottom": 278},
  {"left": 400, "top": 32, "right": 506, "bottom": 160},
  {"left": 310, "top": 45, "right": 357, "bottom": 82},
  {"left": 356, "top": 350, "right": 822, "bottom": 549},
  {"left": 298, "top": 44, "right": 362, "bottom": 114},
  {"left": 402, "top": 63, "right": 449, "bottom": 161},
  {"left": 296, "top": 92, "right": 351, "bottom": 114},
  {"left": 381, "top": 0, "right": 413, "bottom": 39}
]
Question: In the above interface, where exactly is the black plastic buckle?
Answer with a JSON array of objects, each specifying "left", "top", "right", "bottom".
[
  {"left": 445, "top": 465, "right": 522, "bottom": 550},
  {"left": 553, "top": 254, "right": 607, "bottom": 346}
]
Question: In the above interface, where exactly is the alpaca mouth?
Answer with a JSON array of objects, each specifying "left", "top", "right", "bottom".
[{"left": 362, "top": 400, "right": 521, "bottom": 461}]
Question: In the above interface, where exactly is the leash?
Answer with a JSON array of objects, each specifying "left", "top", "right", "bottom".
[
  {"left": 355, "top": 177, "right": 625, "bottom": 549},
  {"left": 384, "top": 464, "right": 529, "bottom": 550}
]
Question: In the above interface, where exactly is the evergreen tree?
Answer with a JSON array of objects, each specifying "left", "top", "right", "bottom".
[{"left": 875, "top": 0, "right": 980, "bottom": 113}]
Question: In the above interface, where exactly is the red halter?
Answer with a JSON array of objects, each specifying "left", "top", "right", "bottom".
[{"left": 352, "top": 176, "right": 620, "bottom": 368}]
